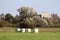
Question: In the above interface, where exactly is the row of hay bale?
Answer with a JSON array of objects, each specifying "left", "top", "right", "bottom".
[{"left": 16, "top": 28, "right": 39, "bottom": 33}]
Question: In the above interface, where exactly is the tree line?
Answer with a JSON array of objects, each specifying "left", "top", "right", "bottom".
[{"left": 0, "top": 7, "right": 60, "bottom": 28}]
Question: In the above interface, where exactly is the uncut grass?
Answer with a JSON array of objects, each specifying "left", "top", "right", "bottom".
[{"left": 0, "top": 32, "right": 60, "bottom": 40}]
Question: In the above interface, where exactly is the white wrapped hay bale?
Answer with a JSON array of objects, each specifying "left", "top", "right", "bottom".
[
  {"left": 34, "top": 28, "right": 39, "bottom": 33},
  {"left": 22, "top": 28, "right": 26, "bottom": 32},
  {"left": 16, "top": 28, "right": 21, "bottom": 32},
  {"left": 27, "top": 28, "right": 31, "bottom": 32}
]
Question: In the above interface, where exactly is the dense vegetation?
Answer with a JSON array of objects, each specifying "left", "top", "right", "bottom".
[{"left": 0, "top": 7, "right": 60, "bottom": 28}]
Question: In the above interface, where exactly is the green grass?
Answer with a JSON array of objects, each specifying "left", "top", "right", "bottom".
[{"left": 0, "top": 32, "right": 60, "bottom": 40}]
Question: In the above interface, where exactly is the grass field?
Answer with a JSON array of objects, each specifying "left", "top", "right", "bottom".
[{"left": 0, "top": 32, "right": 60, "bottom": 40}]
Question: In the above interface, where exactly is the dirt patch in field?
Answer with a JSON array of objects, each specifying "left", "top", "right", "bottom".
[
  {"left": 39, "top": 28, "right": 60, "bottom": 32},
  {"left": 0, "top": 30, "right": 16, "bottom": 32}
]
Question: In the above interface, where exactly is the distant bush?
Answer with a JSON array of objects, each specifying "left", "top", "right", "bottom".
[
  {"left": 0, "top": 21, "right": 5, "bottom": 27},
  {"left": 54, "top": 22, "right": 60, "bottom": 27},
  {"left": 0, "top": 21, "right": 16, "bottom": 28}
]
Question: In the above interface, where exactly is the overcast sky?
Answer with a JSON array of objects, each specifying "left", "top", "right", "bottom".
[{"left": 0, "top": 0, "right": 60, "bottom": 16}]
